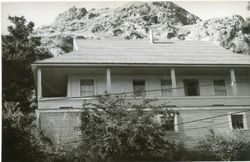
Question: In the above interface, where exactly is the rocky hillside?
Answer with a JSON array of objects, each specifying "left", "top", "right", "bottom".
[{"left": 35, "top": 2, "right": 249, "bottom": 56}]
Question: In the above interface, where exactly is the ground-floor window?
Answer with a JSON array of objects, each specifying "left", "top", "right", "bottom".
[
  {"left": 155, "top": 114, "right": 178, "bottom": 132},
  {"left": 229, "top": 112, "right": 248, "bottom": 130}
]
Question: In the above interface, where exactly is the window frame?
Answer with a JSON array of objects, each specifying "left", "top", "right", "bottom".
[
  {"left": 154, "top": 114, "right": 179, "bottom": 132},
  {"left": 183, "top": 79, "right": 200, "bottom": 96},
  {"left": 160, "top": 79, "right": 173, "bottom": 97},
  {"left": 132, "top": 79, "right": 147, "bottom": 97},
  {"left": 79, "top": 78, "right": 96, "bottom": 97},
  {"left": 213, "top": 79, "right": 227, "bottom": 96},
  {"left": 228, "top": 112, "right": 248, "bottom": 130}
]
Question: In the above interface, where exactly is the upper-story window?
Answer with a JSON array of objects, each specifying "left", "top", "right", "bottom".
[
  {"left": 184, "top": 79, "right": 200, "bottom": 96},
  {"left": 80, "top": 79, "right": 94, "bottom": 97},
  {"left": 133, "top": 80, "right": 146, "bottom": 97},
  {"left": 230, "top": 113, "right": 247, "bottom": 130},
  {"left": 161, "top": 79, "right": 172, "bottom": 97},
  {"left": 214, "top": 79, "right": 227, "bottom": 96}
]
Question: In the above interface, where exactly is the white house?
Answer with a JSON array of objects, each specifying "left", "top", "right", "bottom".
[{"left": 32, "top": 38, "right": 250, "bottom": 147}]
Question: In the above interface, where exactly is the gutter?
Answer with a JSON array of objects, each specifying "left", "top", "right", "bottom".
[{"left": 31, "top": 63, "right": 250, "bottom": 68}]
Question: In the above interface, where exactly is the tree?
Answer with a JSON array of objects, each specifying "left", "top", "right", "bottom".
[
  {"left": 241, "top": 2, "right": 250, "bottom": 34},
  {"left": 77, "top": 94, "right": 180, "bottom": 162},
  {"left": 2, "top": 16, "right": 52, "bottom": 110},
  {"left": 242, "top": 2, "right": 250, "bottom": 55}
]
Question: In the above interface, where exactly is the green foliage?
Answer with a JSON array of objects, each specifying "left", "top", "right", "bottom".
[
  {"left": 2, "top": 102, "right": 61, "bottom": 162},
  {"left": 78, "top": 94, "right": 179, "bottom": 162},
  {"left": 242, "top": 19, "right": 250, "bottom": 34},
  {"left": 55, "top": 35, "right": 73, "bottom": 53},
  {"left": 2, "top": 16, "right": 52, "bottom": 110},
  {"left": 197, "top": 129, "right": 250, "bottom": 161},
  {"left": 165, "top": 141, "right": 216, "bottom": 161}
]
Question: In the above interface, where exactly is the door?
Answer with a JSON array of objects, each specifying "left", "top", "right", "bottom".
[{"left": 184, "top": 79, "right": 200, "bottom": 96}]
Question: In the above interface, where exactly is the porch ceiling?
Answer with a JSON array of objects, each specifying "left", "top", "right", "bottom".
[{"left": 41, "top": 67, "right": 250, "bottom": 76}]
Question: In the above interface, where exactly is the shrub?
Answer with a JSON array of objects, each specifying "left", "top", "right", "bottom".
[
  {"left": 197, "top": 129, "right": 250, "bottom": 161},
  {"left": 2, "top": 102, "right": 62, "bottom": 162},
  {"left": 78, "top": 94, "right": 180, "bottom": 162}
]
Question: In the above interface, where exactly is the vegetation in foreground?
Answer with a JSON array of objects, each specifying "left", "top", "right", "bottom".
[{"left": 78, "top": 95, "right": 179, "bottom": 161}]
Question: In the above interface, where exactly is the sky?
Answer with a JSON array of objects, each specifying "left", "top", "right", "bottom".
[{"left": 1, "top": 1, "right": 249, "bottom": 34}]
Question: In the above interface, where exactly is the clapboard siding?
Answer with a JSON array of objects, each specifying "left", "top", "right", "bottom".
[
  {"left": 38, "top": 107, "right": 250, "bottom": 148},
  {"left": 38, "top": 96, "right": 250, "bottom": 109},
  {"left": 178, "top": 109, "right": 250, "bottom": 147},
  {"left": 39, "top": 111, "right": 82, "bottom": 147}
]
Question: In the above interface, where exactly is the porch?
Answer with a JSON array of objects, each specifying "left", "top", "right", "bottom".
[{"left": 34, "top": 66, "right": 250, "bottom": 109}]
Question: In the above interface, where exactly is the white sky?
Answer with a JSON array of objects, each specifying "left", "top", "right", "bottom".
[{"left": 1, "top": 1, "right": 250, "bottom": 34}]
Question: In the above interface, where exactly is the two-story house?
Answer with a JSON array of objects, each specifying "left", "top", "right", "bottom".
[{"left": 32, "top": 38, "right": 250, "bottom": 147}]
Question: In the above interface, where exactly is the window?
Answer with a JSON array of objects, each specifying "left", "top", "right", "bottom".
[
  {"left": 155, "top": 114, "right": 178, "bottom": 132},
  {"left": 133, "top": 80, "right": 146, "bottom": 97},
  {"left": 184, "top": 79, "right": 200, "bottom": 96},
  {"left": 80, "top": 79, "right": 94, "bottom": 97},
  {"left": 231, "top": 114, "right": 245, "bottom": 129},
  {"left": 161, "top": 79, "right": 172, "bottom": 97},
  {"left": 214, "top": 80, "right": 227, "bottom": 96},
  {"left": 162, "top": 116, "right": 175, "bottom": 131}
]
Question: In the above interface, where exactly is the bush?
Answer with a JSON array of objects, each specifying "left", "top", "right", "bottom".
[
  {"left": 2, "top": 102, "right": 62, "bottom": 162},
  {"left": 78, "top": 94, "right": 180, "bottom": 162},
  {"left": 196, "top": 129, "right": 250, "bottom": 161}
]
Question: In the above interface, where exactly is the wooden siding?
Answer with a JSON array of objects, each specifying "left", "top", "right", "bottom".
[
  {"left": 39, "top": 111, "right": 82, "bottom": 147},
  {"left": 37, "top": 108, "right": 250, "bottom": 148},
  {"left": 38, "top": 96, "right": 250, "bottom": 109}
]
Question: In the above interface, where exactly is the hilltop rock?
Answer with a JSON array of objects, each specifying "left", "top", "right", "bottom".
[
  {"left": 53, "top": 7, "right": 87, "bottom": 25},
  {"left": 177, "top": 15, "right": 249, "bottom": 54},
  {"left": 36, "top": 2, "right": 200, "bottom": 36},
  {"left": 35, "top": 2, "right": 249, "bottom": 56}
]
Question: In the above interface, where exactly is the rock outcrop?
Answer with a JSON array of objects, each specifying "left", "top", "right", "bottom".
[
  {"left": 177, "top": 15, "right": 249, "bottom": 54},
  {"left": 35, "top": 2, "right": 249, "bottom": 56}
]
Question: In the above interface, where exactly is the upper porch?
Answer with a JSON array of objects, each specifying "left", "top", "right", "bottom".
[{"left": 33, "top": 66, "right": 250, "bottom": 110}]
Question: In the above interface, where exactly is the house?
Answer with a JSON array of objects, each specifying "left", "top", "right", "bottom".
[{"left": 31, "top": 37, "right": 250, "bottom": 147}]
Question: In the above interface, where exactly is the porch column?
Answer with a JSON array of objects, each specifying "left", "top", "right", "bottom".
[
  {"left": 37, "top": 67, "right": 42, "bottom": 98},
  {"left": 171, "top": 68, "right": 177, "bottom": 96},
  {"left": 106, "top": 68, "right": 112, "bottom": 93},
  {"left": 230, "top": 69, "right": 238, "bottom": 96}
]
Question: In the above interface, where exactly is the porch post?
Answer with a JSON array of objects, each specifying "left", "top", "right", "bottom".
[
  {"left": 37, "top": 67, "right": 42, "bottom": 98},
  {"left": 67, "top": 76, "right": 71, "bottom": 97},
  {"left": 106, "top": 68, "right": 111, "bottom": 93},
  {"left": 171, "top": 68, "right": 177, "bottom": 96},
  {"left": 230, "top": 69, "right": 238, "bottom": 96}
]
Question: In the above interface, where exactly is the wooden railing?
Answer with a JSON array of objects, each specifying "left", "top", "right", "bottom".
[{"left": 38, "top": 96, "right": 250, "bottom": 110}]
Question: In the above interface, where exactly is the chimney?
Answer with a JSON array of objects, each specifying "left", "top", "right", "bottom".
[
  {"left": 149, "top": 30, "right": 154, "bottom": 43},
  {"left": 73, "top": 37, "right": 78, "bottom": 51}
]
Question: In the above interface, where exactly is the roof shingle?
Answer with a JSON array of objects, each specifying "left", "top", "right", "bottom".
[{"left": 34, "top": 39, "right": 250, "bottom": 66}]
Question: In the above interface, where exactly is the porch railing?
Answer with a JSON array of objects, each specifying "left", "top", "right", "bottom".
[{"left": 38, "top": 96, "right": 250, "bottom": 110}]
